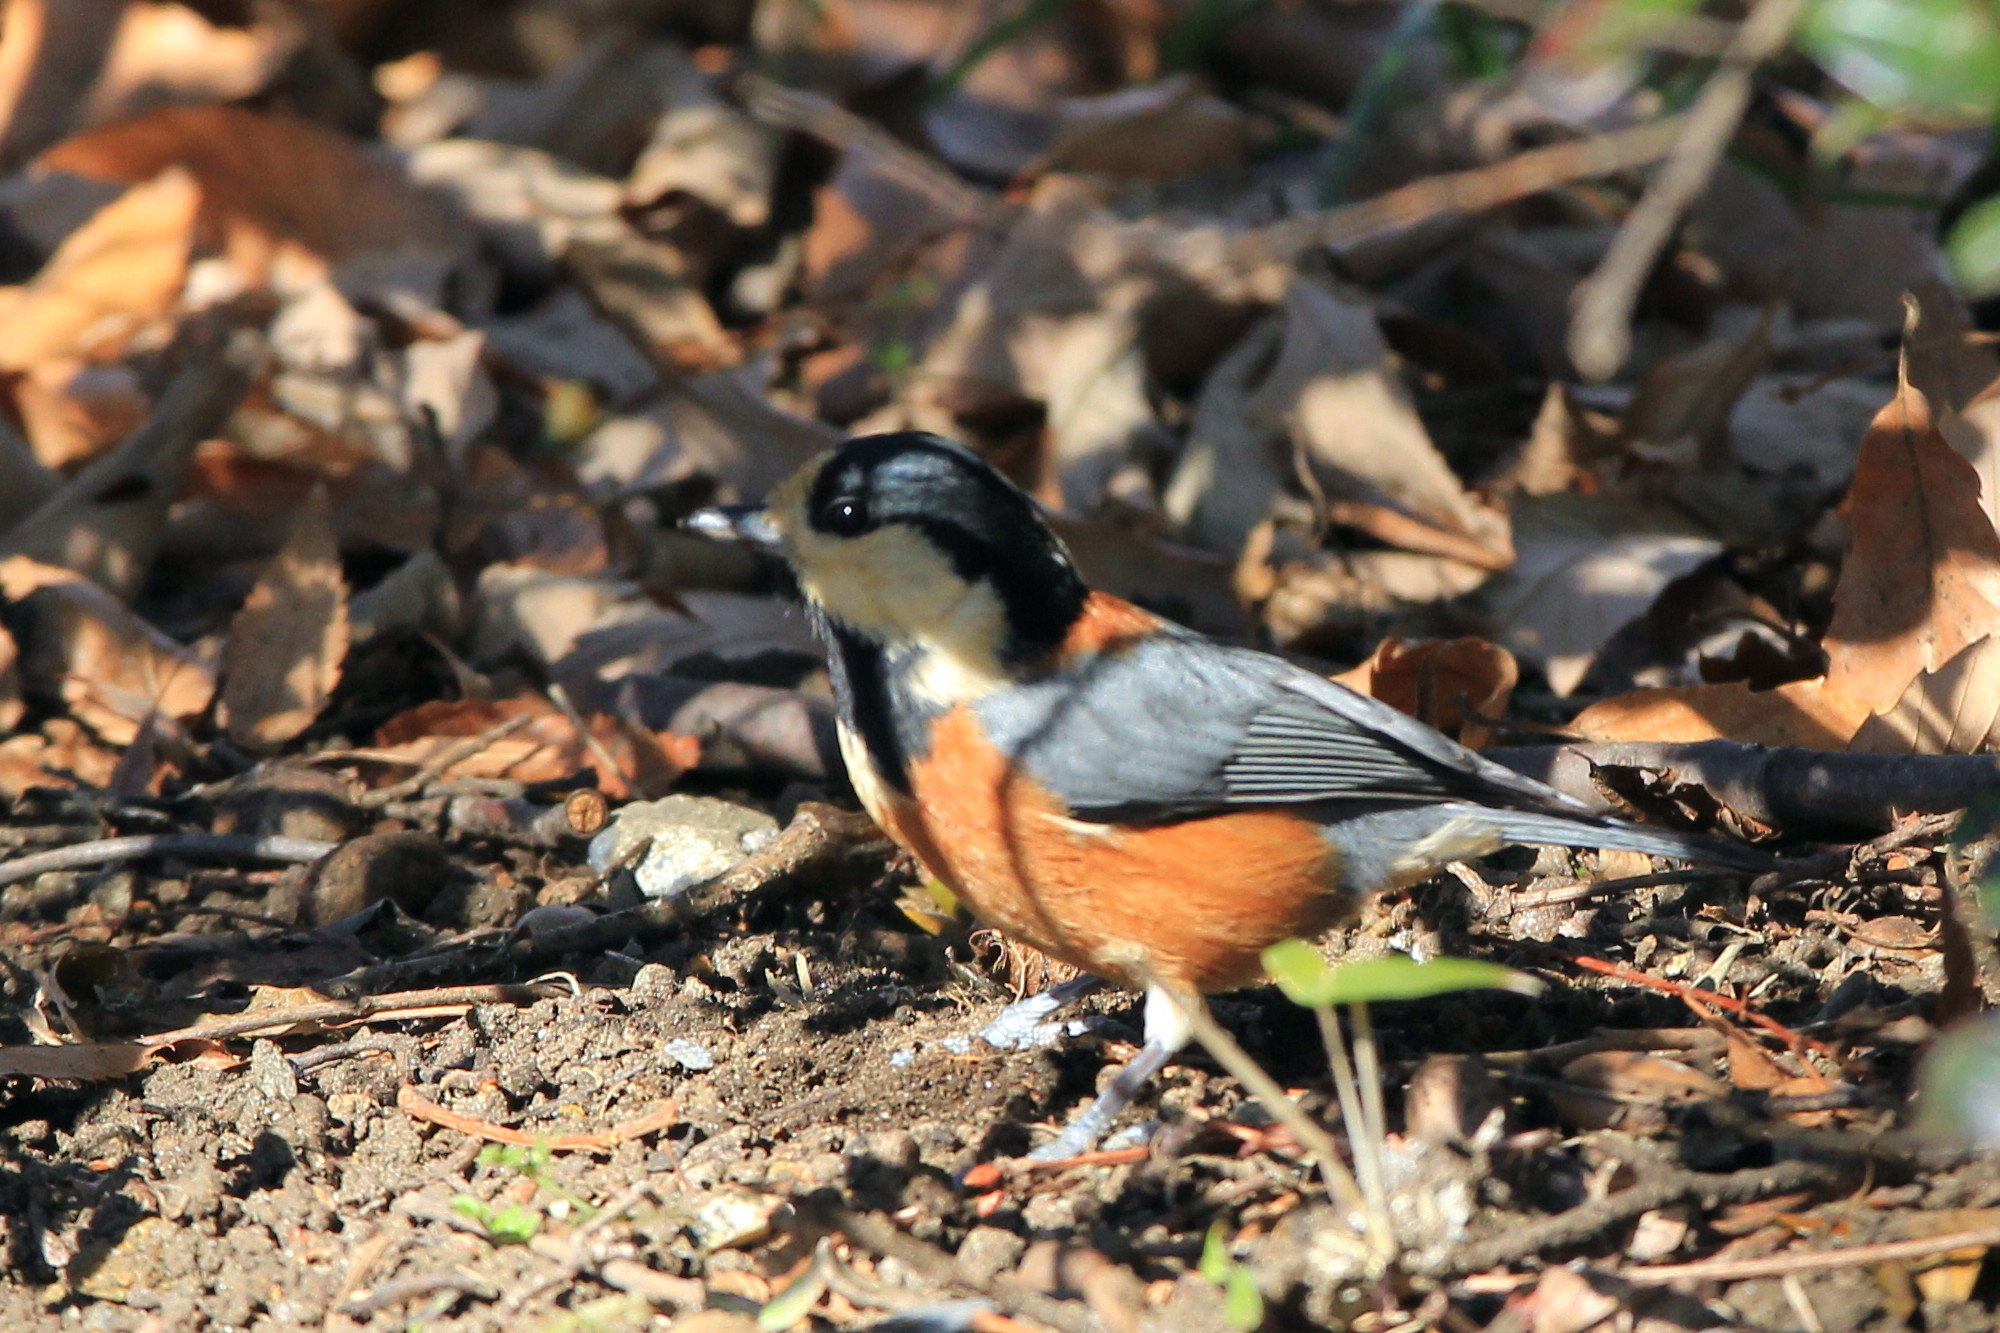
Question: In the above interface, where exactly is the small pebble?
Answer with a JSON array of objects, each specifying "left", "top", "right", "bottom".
[{"left": 588, "top": 795, "right": 779, "bottom": 900}]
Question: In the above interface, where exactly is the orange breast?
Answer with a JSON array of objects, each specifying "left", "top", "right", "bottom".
[{"left": 878, "top": 706, "right": 1351, "bottom": 995}]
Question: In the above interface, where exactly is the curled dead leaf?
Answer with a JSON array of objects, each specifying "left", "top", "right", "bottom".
[
  {"left": 1850, "top": 634, "right": 2000, "bottom": 755},
  {"left": 0, "top": 167, "right": 197, "bottom": 372},
  {"left": 0, "top": 621, "right": 20, "bottom": 731},
  {"left": 1570, "top": 677, "right": 1874, "bottom": 749},
  {"left": 2, "top": 555, "right": 215, "bottom": 744},
  {"left": 40, "top": 104, "right": 463, "bottom": 288},
  {"left": 363, "top": 695, "right": 700, "bottom": 799},
  {"left": 219, "top": 484, "right": 348, "bottom": 750},
  {"left": 1552, "top": 1050, "right": 1725, "bottom": 1134},
  {"left": 1824, "top": 379, "right": 2000, "bottom": 715},
  {"left": 1334, "top": 636, "right": 1518, "bottom": 748}
]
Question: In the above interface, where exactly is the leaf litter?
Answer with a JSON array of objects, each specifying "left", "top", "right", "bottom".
[{"left": 0, "top": 3, "right": 1996, "bottom": 1332}]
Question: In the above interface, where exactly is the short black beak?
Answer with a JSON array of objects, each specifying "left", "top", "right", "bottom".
[{"left": 684, "top": 504, "right": 783, "bottom": 553}]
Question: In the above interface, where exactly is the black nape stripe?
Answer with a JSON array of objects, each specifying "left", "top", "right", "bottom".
[{"left": 821, "top": 615, "right": 949, "bottom": 797}]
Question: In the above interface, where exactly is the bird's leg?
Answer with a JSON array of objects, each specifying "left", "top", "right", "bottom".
[
  {"left": 1026, "top": 982, "right": 1190, "bottom": 1161},
  {"left": 978, "top": 974, "right": 1104, "bottom": 1051}
]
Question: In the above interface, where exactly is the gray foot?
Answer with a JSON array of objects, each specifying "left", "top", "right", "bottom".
[
  {"left": 978, "top": 976, "right": 1103, "bottom": 1051},
  {"left": 1026, "top": 1038, "right": 1176, "bottom": 1161}
]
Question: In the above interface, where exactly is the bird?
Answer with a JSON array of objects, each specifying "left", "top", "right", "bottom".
[{"left": 687, "top": 430, "right": 1771, "bottom": 1160}]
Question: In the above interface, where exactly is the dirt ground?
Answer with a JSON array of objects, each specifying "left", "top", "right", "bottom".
[{"left": 2, "top": 792, "right": 1996, "bottom": 1333}]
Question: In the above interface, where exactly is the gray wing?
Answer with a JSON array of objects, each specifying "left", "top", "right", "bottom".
[{"left": 974, "top": 629, "right": 1593, "bottom": 821}]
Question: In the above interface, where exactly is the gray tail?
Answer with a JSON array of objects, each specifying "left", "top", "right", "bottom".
[{"left": 1473, "top": 807, "right": 1775, "bottom": 873}]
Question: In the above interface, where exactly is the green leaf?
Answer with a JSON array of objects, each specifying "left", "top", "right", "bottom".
[
  {"left": 757, "top": 1254, "right": 829, "bottom": 1330},
  {"left": 1948, "top": 195, "right": 2000, "bottom": 299},
  {"left": 1224, "top": 1267, "right": 1265, "bottom": 1331},
  {"left": 1262, "top": 940, "right": 1544, "bottom": 1007},
  {"left": 482, "top": 1203, "right": 542, "bottom": 1245},
  {"left": 1198, "top": 1219, "right": 1232, "bottom": 1285},
  {"left": 1916, "top": 1013, "right": 2000, "bottom": 1146},
  {"left": 1799, "top": 0, "right": 2000, "bottom": 121}
]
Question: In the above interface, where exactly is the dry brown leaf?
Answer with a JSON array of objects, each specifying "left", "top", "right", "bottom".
[
  {"left": 40, "top": 104, "right": 461, "bottom": 286},
  {"left": 1333, "top": 636, "right": 1518, "bottom": 748},
  {"left": 1622, "top": 310, "right": 1771, "bottom": 470},
  {"left": 0, "top": 167, "right": 197, "bottom": 371},
  {"left": 0, "top": 620, "right": 21, "bottom": 731},
  {"left": 1552, "top": 1050, "right": 1724, "bottom": 1135},
  {"left": 1274, "top": 279, "right": 1500, "bottom": 553},
  {"left": 1048, "top": 513, "right": 1245, "bottom": 639},
  {"left": 1479, "top": 493, "right": 1722, "bottom": 696},
  {"left": 220, "top": 485, "right": 348, "bottom": 750},
  {"left": 88, "top": 2, "right": 287, "bottom": 126},
  {"left": 0, "top": 718, "right": 115, "bottom": 796},
  {"left": 1904, "top": 1208, "right": 2000, "bottom": 1303},
  {"left": 1570, "top": 678, "right": 1873, "bottom": 749},
  {"left": 1039, "top": 76, "right": 1249, "bottom": 180},
  {"left": 1944, "top": 374, "right": 2000, "bottom": 541},
  {"left": 2, "top": 555, "right": 215, "bottom": 744},
  {"left": 1823, "top": 380, "right": 2000, "bottom": 715},
  {"left": 14, "top": 358, "right": 149, "bottom": 469},
  {"left": 0, "top": 1040, "right": 158, "bottom": 1081},
  {"left": 1521, "top": 1267, "right": 1620, "bottom": 1333},
  {"left": 1, "top": 323, "right": 261, "bottom": 600},
  {"left": 1849, "top": 635, "right": 2000, "bottom": 755},
  {"left": 362, "top": 696, "right": 699, "bottom": 799}
]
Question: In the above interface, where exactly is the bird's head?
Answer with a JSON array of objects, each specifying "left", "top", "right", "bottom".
[{"left": 688, "top": 432, "right": 1088, "bottom": 684}]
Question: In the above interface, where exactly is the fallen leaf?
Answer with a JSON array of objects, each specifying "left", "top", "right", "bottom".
[
  {"left": 0, "top": 167, "right": 197, "bottom": 371},
  {"left": 1728, "top": 373, "right": 1884, "bottom": 487},
  {"left": 0, "top": 1040, "right": 157, "bottom": 1081},
  {"left": 1480, "top": 493, "right": 1722, "bottom": 696},
  {"left": 1552, "top": 1050, "right": 1725, "bottom": 1134},
  {"left": 14, "top": 358, "right": 150, "bottom": 469},
  {"left": 220, "top": 484, "right": 348, "bottom": 750},
  {"left": 363, "top": 695, "right": 698, "bottom": 798},
  {"left": 1334, "top": 636, "right": 1518, "bottom": 748},
  {"left": 40, "top": 104, "right": 463, "bottom": 289},
  {"left": 1038, "top": 75, "right": 1249, "bottom": 180},
  {"left": 1522, "top": 1266, "right": 1620, "bottom": 1333},
  {"left": 1274, "top": 278, "right": 1503, "bottom": 556},
  {"left": 1621, "top": 310, "right": 1771, "bottom": 471},
  {"left": 1822, "top": 379, "right": 2000, "bottom": 714},
  {"left": 0, "top": 718, "right": 117, "bottom": 796},
  {"left": 1850, "top": 634, "right": 2000, "bottom": 754},
  {"left": 1904, "top": 1208, "right": 2000, "bottom": 1303},
  {"left": 625, "top": 95, "right": 780, "bottom": 228},
  {"left": 0, "top": 317, "right": 260, "bottom": 600},
  {"left": 1943, "top": 372, "right": 2000, "bottom": 539},
  {"left": 3, "top": 555, "right": 215, "bottom": 744},
  {"left": 0, "top": 621, "right": 21, "bottom": 730},
  {"left": 87, "top": 2, "right": 287, "bottom": 127},
  {"left": 1570, "top": 677, "right": 1874, "bottom": 749}
]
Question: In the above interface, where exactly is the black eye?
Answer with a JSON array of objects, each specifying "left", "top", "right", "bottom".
[{"left": 820, "top": 495, "right": 870, "bottom": 536}]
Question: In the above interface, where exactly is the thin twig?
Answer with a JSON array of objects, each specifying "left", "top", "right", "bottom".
[
  {"left": 395, "top": 1083, "right": 678, "bottom": 1153},
  {"left": 1625, "top": 1222, "right": 2000, "bottom": 1286},
  {"left": 1415, "top": 1158, "right": 1844, "bottom": 1276},
  {"left": 152, "top": 982, "right": 558, "bottom": 1045},
  {"left": 1566, "top": 0, "right": 1807, "bottom": 378},
  {"left": 0, "top": 833, "right": 337, "bottom": 888},
  {"left": 738, "top": 74, "right": 1000, "bottom": 226},
  {"left": 1241, "top": 117, "right": 1686, "bottom": 267}
]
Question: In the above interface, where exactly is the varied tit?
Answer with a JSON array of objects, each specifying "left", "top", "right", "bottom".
[{"left": 689, "top": 431, "right": 1770, "bottom": 1160}]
